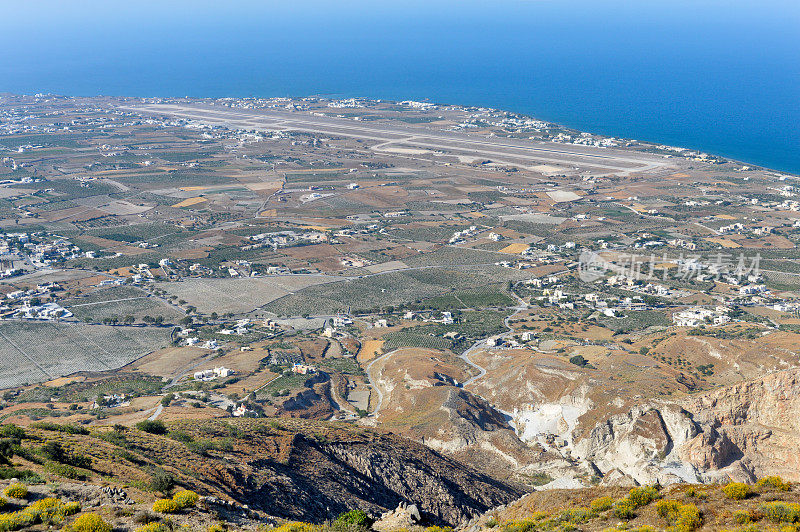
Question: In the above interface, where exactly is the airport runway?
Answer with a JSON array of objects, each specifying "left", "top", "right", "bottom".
[{"left": 125, "top": 103, "right": 671, "bottom": 175}]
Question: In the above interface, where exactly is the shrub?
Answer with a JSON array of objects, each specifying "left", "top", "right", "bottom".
[
  {"left": 149, "top": 469, "right": 175, "bottom": 496},
  {"left": 133, "top": 510, "right": 158, "bottom": 525},
  {"left": 761, "top": 502, "right": 800, "bottom": 524},
  {"left": 3, "top": 484, "right": 27, "bottom": 499},
  {"left": 656, "top": 499, "right": 681, "bottom": 520},
  {"left": 590, "top": 496, "right": 614, "bottom": 512},
  {"left": 207, "top": 525, "right": 226, "bottom": 532},
  {"left": 335, "top": 509, "right": 373, "bottom": 528},
  {"left": 674, "top": 503, "right": 702, "bottom": 531},
  {"left": 0, "top": 498, "right": 4, "bottom": 510},
  {"left": 614, "top": 499, "right": 636, "bottom": 519},
  {"left": 44, "top": 462, "right": 87, "bottom": 480},
  {"left": 30, "top": 422, "right": 89, "bottom": 435},
  {"left": 757, "top": 476, "right": 791, "bottom": 491},
  {"left": 136, "top": 420, "right": 167, "bottom": 434},
  {"left": 723, "top": 482, "right": 751, "bottom": 500},
  {"left": 172, "top": 489, "right": 199, "bottom": 509},
  {"left": 152, "top": 498, "right": 181, "bottom": 514},
  {"left": 62, "top": 502, "right": 81, "bottom": 517},
  {"left": 136, "top": 524, "right": 170, "bottom": 532},
  {"left": 272, "top": 522, "right": 314, "bottom": 532},
  {"left": 66, "top": 512, "right": 112, "bottom": 532},
  {"left": 25, "top": 497, "right": 64, "bottom": 522},
  {"left": 0, "top": 426, "right": 24, "bottom": 440},
  {"left": 628, "top": 486, "right": 660, "bottom": 508},
  {"left": 734, "top": 509, "right": 754, "bottom": 524}
]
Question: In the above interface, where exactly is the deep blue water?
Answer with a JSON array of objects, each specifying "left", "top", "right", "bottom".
[{"left": 2, "top": 0, "right": 799, "bottom": 172}]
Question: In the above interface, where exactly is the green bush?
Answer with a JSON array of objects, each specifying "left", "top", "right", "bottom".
[
  {"left": 44, "top": 461, "right": 87, "bottom": 480},
  {"left": 722, "top": 482, "right": 751, "bottom": 500},
  {"left": 66, "top": 512, "right": 112, "bottom": 532},
  {"left": 2, "top": 484, "right": 27, "bottom": 499},
  {"left": 30, "top": 422, "right": 89, "bottom": 435},
  {"left": 760, "top": 502, "right": 800, "bottom": 523},
  {"left": 628, "top": 486, "right": 660, "bottom": 508},
  {"left": 149, "top": 468, "right": 175, "bottom": 495},
  {"left": 135, "top": 420, "right": 167, "bottom": 434},
  {"left": 335, "top": 509, "right": 373, "bottom": 528},
  {"left": 0, "top": 426, "right": 25, "bottom": 440}
]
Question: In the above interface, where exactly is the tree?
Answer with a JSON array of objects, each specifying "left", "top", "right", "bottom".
[{"left": 569, "top": 355, "right": 589, "bottom": 367}]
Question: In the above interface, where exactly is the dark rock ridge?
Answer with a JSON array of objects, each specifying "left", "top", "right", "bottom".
[{"left": 247, "top": 431, "right": 526, "bottom": 526}]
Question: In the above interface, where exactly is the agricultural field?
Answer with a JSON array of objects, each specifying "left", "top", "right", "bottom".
[
  {"left": 61, "top": 285, "right": 183, "bottom": 322},
  {"left": 265, "top": 265, "right": 529, "bottom": 316},
  {"left": 155, "top": 275, "right": 339, "bottom": 314},
  {"left": 0, "top": 321, "right": 171, "bottom": 389}
]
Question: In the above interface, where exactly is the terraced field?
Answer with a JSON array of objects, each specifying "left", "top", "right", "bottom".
[{"left": 0, "top": 321, "right": 171, "bottom": 388}]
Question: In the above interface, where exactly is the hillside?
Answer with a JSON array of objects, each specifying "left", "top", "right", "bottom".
[
  {"left": 0, "top": 417, "right": 525, "bottom": 529},
  {"left": 464, "top": 480, "right": 800, "bottom": 532}
]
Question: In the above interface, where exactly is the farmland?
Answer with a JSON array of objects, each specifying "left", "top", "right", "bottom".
[
  {"left": 0, "top": 321, "right": 171, "bottom": 389},
  {"left": 155, "top": 275, "right": 338, "bottom": 314},
  {"left": 265, "top": 265, "right": 530, "bottom": 316}
]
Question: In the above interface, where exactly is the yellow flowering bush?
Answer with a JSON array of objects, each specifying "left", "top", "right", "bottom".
[
  {"left": 758, "top": 476, "right": 792, "bottom": 491},
  {"left": 272, "top": 522, "right": 315, "bottom": 532},
  {"left": 135, "top": 523, "right": 170, "bottom": 532},
  {"left": 152, "top": 498, "right": 181, "bottom": 514},
  {"left": 172, "top": 489, "right": 199, "bottom": 509},
  {"left": 2, "top": 485, "right": 27, "bottom": 500},
  {"left": 590, "top": 496, "right": 614, "bottom": 512},
  {"left": 722, "top": 482, "right": 751, "bottom": 500},
  {"left": 66, "top": 512, "right": 112, "bottom": 532},
  {"left": 628, "top": 486, "right": 660, "bottom": 508}
]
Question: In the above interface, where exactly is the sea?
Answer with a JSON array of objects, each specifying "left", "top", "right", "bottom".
[{"left": 2, "top": 0, "right": 798, "bottom": 173}]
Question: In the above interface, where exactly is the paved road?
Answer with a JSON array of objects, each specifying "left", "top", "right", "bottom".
[
  {"left": 459, "top": 287, "right": 528, "bottom": 386},
  {"left": 363, "top": 348, "right": 407, "bottom": 418},
  {"left": 148, "top": 404, "right": 163, "bottom": 421}
]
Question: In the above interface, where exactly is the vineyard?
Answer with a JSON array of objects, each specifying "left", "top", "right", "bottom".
[
  {"left": 0, "top": 321, "right": 171, "bottom": 389},
  {"left": 265, "top": 265, "right": 528, "bottom": 316},
  {"left": 155, "top": 275, "right": 338, "bottom": 314}
]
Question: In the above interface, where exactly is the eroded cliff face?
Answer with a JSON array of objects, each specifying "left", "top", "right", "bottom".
[
  {"left": 680, "top": 367, "right": 800, "bottom": 482},
  {"left": 516, "top": 368, "right": 800, "bottom": 487},
  {"left": 366, "top": 345, "right": 800, "bottom": 490}
]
